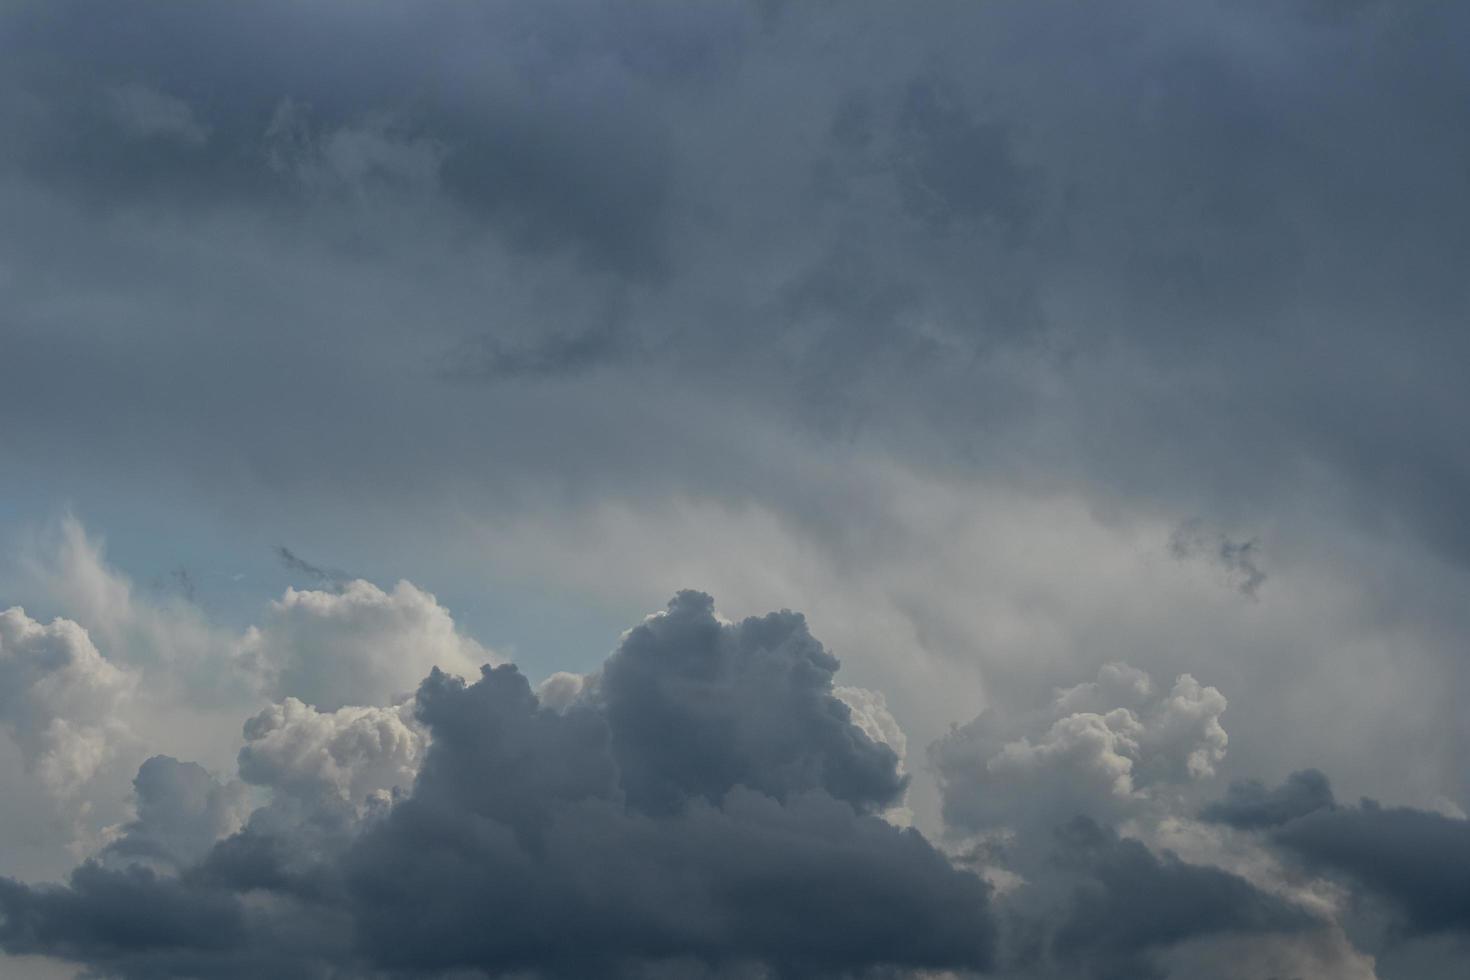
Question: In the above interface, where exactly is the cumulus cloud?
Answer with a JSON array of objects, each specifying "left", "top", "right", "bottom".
[
  {"left": 598, "top": 591, "right": 907, "bottom": 816},
  {"left": 0, "top": 592, "right": 993, "bottom": 978},
  {"left": 0, "top": 576, "right": 1463, "bottom": 979},
  {"left": 238, "top": 578, "right": 491, "bottom": 711},
  {"left": 101, "top": 756, "right": 249, "bottom": 872},
  {"left": 534, "top": 670, "right": 592, "bottom": 712},
  {"left": 927, "top": 665, "right": 1395, "bottom": 979},
  {"left": 0, "top": 605, "right": 134, "bottom": 797},
  {"left": 237, "top": 697, "right": 424, "bottom": 809},
  {"left": 28, "top": 518, "right": 491, "bottom": 714},
  {"left": 932, "top": 662, "right": 1228, "bottom": 834}
]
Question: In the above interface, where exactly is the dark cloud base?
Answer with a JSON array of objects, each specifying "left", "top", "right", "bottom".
[{"left": 1203, "top": 770, "right": 1470, "bottom": 940}]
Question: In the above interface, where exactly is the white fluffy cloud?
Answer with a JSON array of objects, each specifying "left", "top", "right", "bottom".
[
  {"left": 0, "top": 606, "right": 135, "bottom": 797},
  {"left": 25, "top": 517, "right": 245, "bottom": 710},
  {"left": 535, "top": 670, "right": 592, "bottom": 711},
  {"left": 237, "top": 696, "right": 424, "bottom": 807},
  {"left": 0, "top": 518, "right": 503, "bottom": 885},
  {"left": 238, "top": 578, "right": 492, "bottom": 711},
  {"left": 932, "top": 662, "right": 1228, "bottom": 835},
  {"left": 835, "top": 684, "right": 909, "bottom": 768}
]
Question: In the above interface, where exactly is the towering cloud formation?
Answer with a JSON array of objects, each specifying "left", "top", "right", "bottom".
[{"left": 0, "top": 593, "right": 993, "bottom": 979}]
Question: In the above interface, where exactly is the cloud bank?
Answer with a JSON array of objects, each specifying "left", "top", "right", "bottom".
[
  {"left": 1, "top": 577, "right": 1461, "bottom": 978},
  {"left": 0, "top": 592, "right": 993, "bottom": 979}
]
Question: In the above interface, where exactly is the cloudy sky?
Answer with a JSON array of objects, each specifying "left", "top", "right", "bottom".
[{"left": 2, "top": 2, "right": 1469, "bottom": 977}]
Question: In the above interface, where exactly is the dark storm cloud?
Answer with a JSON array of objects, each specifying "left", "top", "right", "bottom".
[
  {"left": 1201, "top": 769, "right": 1470, "bottom": 956},
  {"left": 1200, "top": 768, "right": 1336, "bottom": 829},
  {"left": 600, "top": 591, "right": 907, "bottom": 816},
  {"left": 0, "top": 865, "right": 253, "bottom": 976},
  {"left": 1273, "top": 797, "right": 1470, "bottom": 937},
  {"left": 0, "top": 594, "right": 993, "bottom": 979},
  {"left": 1041, "top": 818, "right": 1315, "bottom": 980}
]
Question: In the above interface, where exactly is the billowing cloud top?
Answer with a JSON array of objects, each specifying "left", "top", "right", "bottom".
[
  {"left": 0, "top": 592, "right": 993, "bottom": 979},
  {"left": 2, "top": 559, "right": 1469, "bottom": 978}
]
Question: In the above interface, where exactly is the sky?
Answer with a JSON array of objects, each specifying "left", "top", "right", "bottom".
[{"left": 1, "top": 1, "right": 1469, "bottom": 978}]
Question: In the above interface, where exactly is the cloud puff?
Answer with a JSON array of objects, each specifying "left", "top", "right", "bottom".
[
  {"left": 534, "top": 670, "right": 591, "bottom": 712},
  {"left": 237, "top": 697, "right": 424, "bottom": 808},
  {"left": 0, "top": 606, "right": 134, "bottom": 797},
  {"left": 101, "top": 756, "right": 249, "bottom": 872},
  {"left": 932, "top": 662, "right": 1228, "bottom": 834},
  {"left": 238, "top": 578, "right": 492, "bottom": 711},
  {"left": 597, "top": 591, "right": 907, "bottom": 816},
  {"left": 928, "top": 665, "right": 1378, "bottom": 979},
  {"left": 0, "top": 592, "right": 994, "bottom": 978}
]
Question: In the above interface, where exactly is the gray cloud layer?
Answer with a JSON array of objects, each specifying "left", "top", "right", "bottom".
[{"left": 4, "top": 0, "right": 1470, "bottom": 544}]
